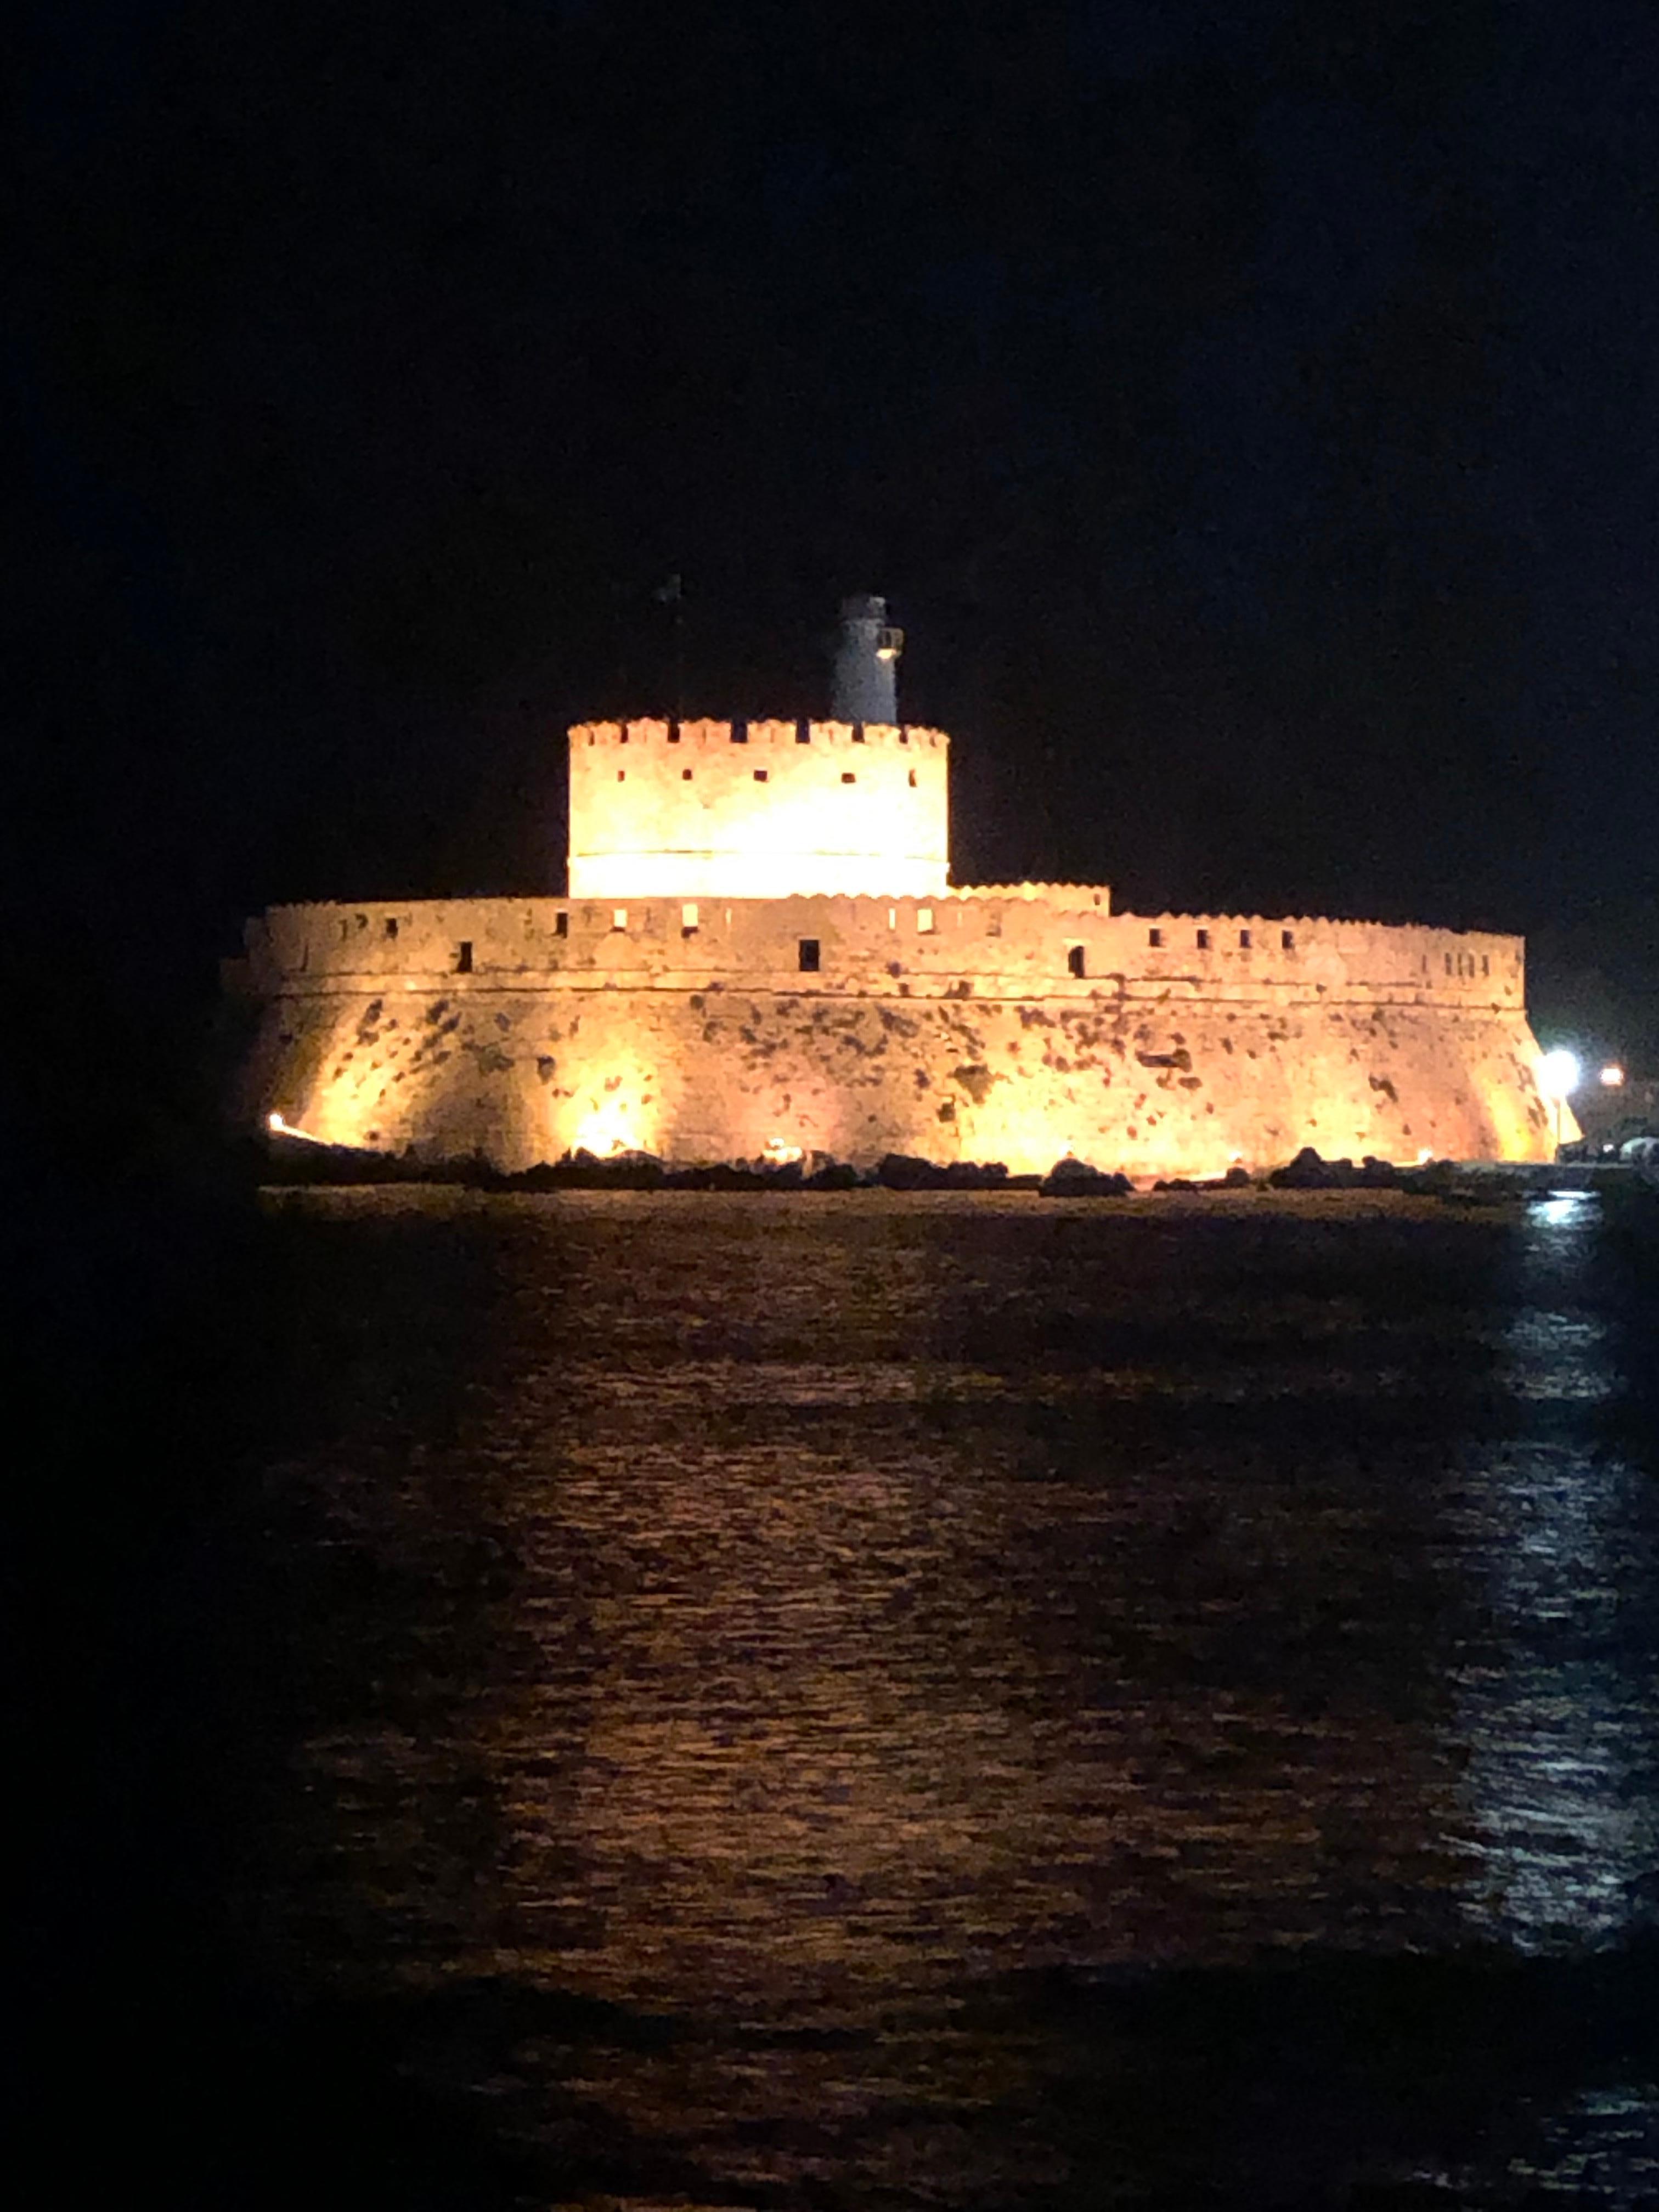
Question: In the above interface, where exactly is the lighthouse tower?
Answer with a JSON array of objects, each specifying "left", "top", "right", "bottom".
[{"left": 831, "top": 593, "right": 904, "bottom": 723}]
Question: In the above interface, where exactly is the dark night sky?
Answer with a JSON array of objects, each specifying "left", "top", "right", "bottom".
[{"left": 12, "top": 0, "right": 1659, "bottom": 1146}]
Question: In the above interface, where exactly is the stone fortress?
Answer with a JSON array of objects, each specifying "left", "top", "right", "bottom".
[{"left": 230, "top": 597, "right": 1559, "bottom": 1176}]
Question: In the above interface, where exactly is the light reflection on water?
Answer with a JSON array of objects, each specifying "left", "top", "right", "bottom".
[
  {"left": 1449, "top": 1195, "right": 1659, "bottom": 1951},
  {"left": 242, "top": 1188, "right": 1659, "bottom": 2204}
]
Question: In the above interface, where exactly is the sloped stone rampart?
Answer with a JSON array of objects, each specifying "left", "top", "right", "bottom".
[{"left": 230, "top": 894, "right": 1556, "bottom": 1174}]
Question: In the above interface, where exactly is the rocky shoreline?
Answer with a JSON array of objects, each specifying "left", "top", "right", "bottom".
[{"left": 247, "top": 1134, "right": 1644, "bottom": 1202}]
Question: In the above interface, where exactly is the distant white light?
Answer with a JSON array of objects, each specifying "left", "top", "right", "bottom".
[
  {"left": 1539, "top": 1049, "right": 1581, "bottom": 1101},
  {"left": 268, "top": 1111, "right": 285, "bottom": 1131},
  {"left": 1418, "top": 1147, "right": 1434, "bottom": 1163},
  {"left": 1599, "top": 1063, "right": 1626, "bottom": 1088}
]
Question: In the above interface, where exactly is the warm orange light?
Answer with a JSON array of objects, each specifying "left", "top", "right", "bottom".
[
  {"left": 266, "top": 1108, "right": 330, "bottom": 1146},
  {"left": 572, "top": 1103, "right": 635, "bottom": 1156},
  {"left": 569, "top": 1065, "right": 662, "bottom": 1159}
]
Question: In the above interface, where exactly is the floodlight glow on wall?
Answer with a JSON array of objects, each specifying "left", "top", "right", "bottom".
[{"left": 266, "top": 1109, "right": 329, "bottom": 1146}]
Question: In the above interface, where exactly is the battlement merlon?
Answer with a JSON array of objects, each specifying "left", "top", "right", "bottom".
[{"left": 570, "top": 719, "right": 949, "bottom": 751}]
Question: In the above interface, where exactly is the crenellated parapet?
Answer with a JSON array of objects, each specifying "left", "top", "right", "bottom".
[
  {"left": 237, "top": 892, "right": 1526, "bottom": 1019},
  {"left": 572, "top": 717, "right": 948, "bottom": 752}
]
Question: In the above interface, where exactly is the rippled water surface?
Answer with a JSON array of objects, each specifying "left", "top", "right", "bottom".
[{"left": 229, "top": 1188, "right": 1659, "bottom": 2205}]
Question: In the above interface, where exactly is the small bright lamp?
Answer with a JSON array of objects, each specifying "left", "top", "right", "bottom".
[
  {"left": 1538, "top": 1050, "right": 1580, "bottom": 1100},
  {"left": 1538, "top": 1049, "right": 1581, "bottom": 1153},
  {"left": 1600, "top": 1063, "right": 1626, "bottom": 1088}
]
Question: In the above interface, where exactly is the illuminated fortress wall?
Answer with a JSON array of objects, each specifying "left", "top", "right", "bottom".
[
  {"left": 568, "top": 719, "right": 950, "bottom": 900},
  {"left": 232, "top": 893, "right": 1557, "bottom": 1175},
  {"left": 233, "top": 690, "right": 1559, "bottom": 1175}
]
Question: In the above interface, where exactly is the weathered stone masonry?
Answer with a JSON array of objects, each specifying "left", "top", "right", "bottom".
[{"left": 230, "top": 882, "right": 1555, "bottom": 1175}]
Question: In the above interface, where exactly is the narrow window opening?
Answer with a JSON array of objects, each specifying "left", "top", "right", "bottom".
[
  {"left": 1481, "top": 953, "right": 1489, "bottom": 977},
  {"left": 917, "top": 907, "right": 935, "bottom": 933},
  {"left": 618, "top": 729, "right": 628, "bottom": 744},
  {"left": 842, "top": 771, "right": 857, "bottom": 784},
  {"left": 1148, "top": 927, "right": 1163, "bottom": 948},
  {"left": 612, "top": 909, "right": 627, "bottom": 932},
  {"left": 384, "top": 917, "right": 398, "bottom": 939},
  {"left": 798, "top": 937, "right": 820, "bottom": 973},
  {"left": 1197, "top": 928, "right": 1211, "bottom": 950},
  {"left": 1239, "top": 929, "right": 1252, "bottom": 950},
  {"left": 456, "top": 941, "right": 473, "bottom": 974},
  {"left": 753, "top": 768, "right": 768, "bottom": 782},
  {"left": 1445, "top": 952, "right": 1453, "bottom": 974},
  {"left": 730, "top": 723, "right": 747, "bottom": 743},
  {"left": 853, "top": 726, "right": 866, "bottom": 743},
  {"left": 987, "top": 911, "right": 1002, "bottom": 937},
  {"left": 617, "top": 769, "right": 625, "bottom": 781},
  {"left": 1068, "top": 944, "right": 1087, "bottom": 979},
  {"left": 907, "top": 769, "right": 917, "bottom": 787},
  {"left": 682, "top": 768, "right": 693, "bottom": 780},
  {"left": 1281, "top": 929, "right": 1295, "bottom": 950},
  {"left": 796, "top": 722, "right": 811, "bottom": 743},
  {"left": 554, "top": 912, "right": 569, "bottom": 938},
  {"left": 667, "top": 726, "right": 680, "bottom": 743}
]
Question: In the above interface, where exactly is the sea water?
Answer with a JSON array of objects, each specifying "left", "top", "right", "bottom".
[{"left": 211, "top": 1188, "right": 1659, "bottom": 2205}]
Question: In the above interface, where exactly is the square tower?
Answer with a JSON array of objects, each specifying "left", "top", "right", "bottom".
[{"left": 567, "top": 717, "right": 950, "bottom": 900}]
